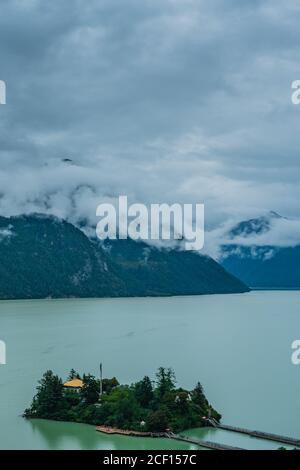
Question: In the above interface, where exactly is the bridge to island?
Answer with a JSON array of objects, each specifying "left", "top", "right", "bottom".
[
  {"left": 97, "top": 420, "right": 300, "bottom": 450},
  {"left": 165, "top": 432, "right": 244, "bottom": 450},
  {"left": 200, "top": 418, "right": 300, "bottom": 449}
]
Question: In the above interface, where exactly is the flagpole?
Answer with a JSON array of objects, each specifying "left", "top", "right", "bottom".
[{"left": 100, "top": 363, "right": 103, "bottom": 397}]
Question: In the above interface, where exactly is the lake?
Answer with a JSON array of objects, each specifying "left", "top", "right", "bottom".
[{"left": 0, "top": 291, "right": 299, "bottom": 450}]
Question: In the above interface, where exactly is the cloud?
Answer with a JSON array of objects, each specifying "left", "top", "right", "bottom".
[
  {"left": 0, "top": 0, "right": 300, "bottom": 254},
  {"left": 224, "top": 216, "right": 300, "bottom": 249},
  {"left": 206, "top": 214, "right": 300, "bottom": 260}
]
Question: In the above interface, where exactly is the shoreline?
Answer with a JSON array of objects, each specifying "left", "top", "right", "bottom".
[
  {"left": 0, "top": 290, "right": 250, "bottom": 303},
  {"left": 96, "top": 426, "right": 166, "bottom": 438}
]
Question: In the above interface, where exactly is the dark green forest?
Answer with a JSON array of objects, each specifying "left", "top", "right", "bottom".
[
  {"left": 24, "top": 367, "right": 221, "bottom": 433},
  {"left": 0, "top": 214, "right": 248, "bottom": 299}
]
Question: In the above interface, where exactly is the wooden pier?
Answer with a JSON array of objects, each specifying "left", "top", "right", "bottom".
[
  {"left": 96, "top": 420, "right": 300, "bottom": 450},
  {"left": 96, "top": 426, "right": 165, "bottom": 438},
  {"left": 96, "top": 426, "right": 244, "bottom": 450}
]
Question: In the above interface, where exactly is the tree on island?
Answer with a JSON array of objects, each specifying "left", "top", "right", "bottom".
[
  {"left": 147, "top": 407, "right": 170, "bottom": 432},
  {"left": 102, "top": 377, "right": 119, "bottom": 394},
  {"left": 81, "top": 374, "right": 99, "bottom": 404},
  {"left": 134, "top": 376, "right": 154, "bottom": 408},
  {"left": 155, "top": 367, "right": 176, "bottom": 398},
  {"left": 191, "top": 382, "right": 207, "bottom": 409},
  {"left": 68, "top": 369, "right": 81, "bottom": 380},
  {"left": 24, "top": 367, "right": 221, "bottom": 433},
  {"left": 24, "top": 370, "right": 64, "bottom": 419}
]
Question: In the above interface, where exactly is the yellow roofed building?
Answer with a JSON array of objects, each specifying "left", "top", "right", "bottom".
[{"left": 63, "top": 378, "right": 83, "bottom": 393}]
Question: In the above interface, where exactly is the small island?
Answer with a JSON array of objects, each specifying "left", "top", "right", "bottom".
[{"left": 24, "top": 367, "right": 221, "bottom": 434}]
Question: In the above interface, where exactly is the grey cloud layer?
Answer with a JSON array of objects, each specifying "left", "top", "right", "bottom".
[{"left": 0, "top": 0, "right": 300, "bottom": 252}]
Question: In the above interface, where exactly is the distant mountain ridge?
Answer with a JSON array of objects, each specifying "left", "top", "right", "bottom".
[
  {"left": 221, "top": 212, "right": 300, "bottom": 288},
  {"left": 228, "top": 211, "right": 283, "bottom": 238},
  {"left": 0, "top": 213, "right": 249, "bottom": 300}
]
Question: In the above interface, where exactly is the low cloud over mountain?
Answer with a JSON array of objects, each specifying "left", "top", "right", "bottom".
[
  {"left": 0, "top": 1, "right": 300, "bottom": 251},
  {"left": 219, "top": 212, "right": 300, "bottom": 288}
]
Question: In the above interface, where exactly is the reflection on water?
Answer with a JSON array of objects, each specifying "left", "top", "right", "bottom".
[
  {"left": 28, "top": 419, "right": 194, "bottom": 450},
  {"left": 28, "top": 420, "right": 103, "bottom": 450}
]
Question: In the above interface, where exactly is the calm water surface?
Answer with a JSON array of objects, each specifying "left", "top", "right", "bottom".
[{"left": 0, "top": 291, "right": 299, "bottom": 450}]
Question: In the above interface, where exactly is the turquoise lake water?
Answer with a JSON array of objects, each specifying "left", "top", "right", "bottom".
[{"left": 0, "top": 291, "right": 299, "bottom": 449}]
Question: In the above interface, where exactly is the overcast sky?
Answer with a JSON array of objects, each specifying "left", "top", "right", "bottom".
[{"left": 0, "top": 0, "right": 300, "bottom": 249}]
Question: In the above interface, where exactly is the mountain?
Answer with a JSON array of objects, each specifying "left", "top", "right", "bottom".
[
  {"left": 100, "top": 238, "right": 249, "bottom": 297},
  {"left": 0, "top": 214, "right": 249, "bottom": 299},
  {"left": 0, "top": 214, "right": 127, "bottom": 299},
  {"left": 229, "top": 211, "right": 283, "bottom": 238},
  {"left": 220, "top": 212, "right": 300, "bottom": 288}
]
